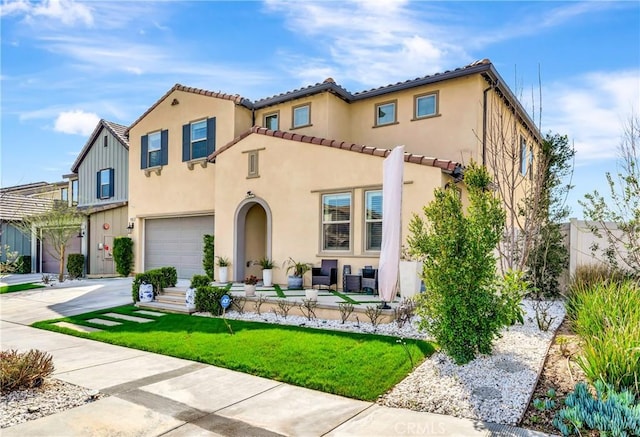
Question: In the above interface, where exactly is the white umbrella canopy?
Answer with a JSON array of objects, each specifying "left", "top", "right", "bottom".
[{"left": 378, "top": 145, "right": 405, "bottom": 306}]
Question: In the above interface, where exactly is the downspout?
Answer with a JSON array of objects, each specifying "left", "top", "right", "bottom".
[{"left": 482, "top": 78, "right": 498, "bottom": 167}]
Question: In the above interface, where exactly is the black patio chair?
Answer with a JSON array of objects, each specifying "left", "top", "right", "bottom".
[
  {"left": 361, "top": 266, "right": 378, "bottom": 295},
  {"left": 311, "top": 259, "right": 338, "bottom": 290}
]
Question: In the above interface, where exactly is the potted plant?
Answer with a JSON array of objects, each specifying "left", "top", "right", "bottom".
[
  {"left": 254, "top": 257, "right": 276, "bottom": 287},
  {"left": 244, "top": 275, "right": 258, "bottom": 297},
  {"left": 217, "top": 256, "right": 230, "bottom": 284},
  {"left": 399, "top": 246, "right": 423, "bottom": 299},
  {"left": 283, "top": 257, "right": 312, "bottom": 290}
]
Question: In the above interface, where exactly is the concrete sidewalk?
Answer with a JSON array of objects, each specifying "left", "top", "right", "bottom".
[{"left": 0, "top": 276, "right": 550, "bottom": 437}]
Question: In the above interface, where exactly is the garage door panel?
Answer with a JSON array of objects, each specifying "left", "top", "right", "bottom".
[{"left": 144, "top": 216, "right": 214, "bottom": 278}]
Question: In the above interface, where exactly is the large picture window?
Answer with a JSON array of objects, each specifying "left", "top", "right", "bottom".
[
  {"left": 322, "top": 193, "right": 351, "bottom": 251},
  {"left": 365, "top": 190, "right": 383, "bottom": 251}
]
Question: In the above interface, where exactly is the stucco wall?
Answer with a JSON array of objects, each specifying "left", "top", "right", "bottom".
[{"left": 213, "top": 133, "right": 447, "bottom": 285}]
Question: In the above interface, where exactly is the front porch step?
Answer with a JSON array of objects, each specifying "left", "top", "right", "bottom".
[
  {"left": 136, "top": 300, "right": 195, "bottom": 314},
  {"left": 156, "top": 293, "right": 186, "bottom": 305},
  {"left": 162, "top": 287, "right": 188, "bottom": 297}
]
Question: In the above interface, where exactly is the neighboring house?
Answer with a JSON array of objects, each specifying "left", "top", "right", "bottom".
[
  {"left": 0, "top": 183, "right": 72, "bottom": 273},
  {"left": 64, "top": 119, "right": 130, "bottom": 276},
  {"left": 126, "top": 59, "right": 540, "bottom": 283}
]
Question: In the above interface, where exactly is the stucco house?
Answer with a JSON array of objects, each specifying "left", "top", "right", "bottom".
[
  {"left": 64, "top": 119, "right": 130, "bottom": 276},
  {"left": 126, "top": 59, "right": 540, "bottom": 285}
]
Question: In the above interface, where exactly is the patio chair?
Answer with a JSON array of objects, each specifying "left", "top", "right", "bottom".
[
  {"left": 311, "top": 259, "right": 338, "bottom": 290},
  {"left": 343, "top": 264, "right": 361, "bottom": 293},
  {"left": 361, "top": 266, "right": 378, "bottom": 295}
]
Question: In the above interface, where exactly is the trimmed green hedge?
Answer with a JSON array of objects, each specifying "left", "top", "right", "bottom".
[
  {"left": 131, "top": 267, "right": 178, "bottom": 302},
  {"left": 15, "top": 256, "right": 31, "bottom": 274},
  {"left": 195, "top": 285, "right": 226, "bottom": 315},
  {"left": 67, "top": 254, "right": 85, "bottom": 279},
  {"left": 190, "top": 274, "right": 211, "bottom": 289},
  {"left": 113, "top": 237, "right": 134, "bottom": 277}
]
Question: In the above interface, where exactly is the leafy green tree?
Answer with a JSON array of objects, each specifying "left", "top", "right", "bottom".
[
  {"left": 408, "top": 162, "right": 506, "bottom": 364},
  {"left": 581, "top": 115, "right": 640, "bottom": 276}
]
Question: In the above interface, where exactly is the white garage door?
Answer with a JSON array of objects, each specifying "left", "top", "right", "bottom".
[{"left": 144, "top": 216, "right": 214, "bottom": 279}]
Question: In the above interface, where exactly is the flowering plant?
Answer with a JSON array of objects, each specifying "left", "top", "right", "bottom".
[{"left": 244, "top": 275, "right": 258, "bottom": 285}]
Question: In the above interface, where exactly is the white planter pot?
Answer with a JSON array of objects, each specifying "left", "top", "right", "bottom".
[
  {"left": 244, "top": 284, "right": 256, "bottom": 297},
  {"left": 305, "top": 288, "right": 318, "bottom": 301},
  {"left": 139, "top": 283, "right": 154, "bottom": 303},
  {"left": 219, "top": 266, "right": 228, "bottom": 283},
  {"left": 185, "top": 287, "right": 196, "bottom": 309},
  {"left": 262, "top": 269, "right": 273, "bottom": 287},
  {"left": 399, "top": 261, "right": 423, "bottom": 299}
]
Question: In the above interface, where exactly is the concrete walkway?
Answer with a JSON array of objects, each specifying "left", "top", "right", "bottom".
[{"left": 0, "top": 275, "right": 551, "bottom": 436}]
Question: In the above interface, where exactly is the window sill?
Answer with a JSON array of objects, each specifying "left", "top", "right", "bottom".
[
  {"left": 372, "top": 121, "right": 399, "bottom": 128},
  {"left": 187, "top": 158, "right": 208, "bottom": 170},
  {"left": 290, "top": 123, "right": 313, "bottom": 130},
  {"left": 247, "top": 174, "right": 260, "bottom": 179},
  {"left": 411, "top": 113, "right": 441, "bottom": 121},
  {"left": 144, "top": 166, "right": 163, "bottom": 177}
]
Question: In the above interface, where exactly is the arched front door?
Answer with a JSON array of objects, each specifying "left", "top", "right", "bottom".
[{"left": 233, "top": 197, "right": 272, "bottom": 282}]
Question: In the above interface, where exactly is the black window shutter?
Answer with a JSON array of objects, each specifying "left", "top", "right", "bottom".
[
  {"left": 141, "top": 135, "right": 148, "bottom": 169},
  {"left": 161, "top": 130, "right": 169, "bottom": 165},
  {"left": 207, "top": 117, "right": 216, "bottom": 155},
  {"left": 96, "top": 171, "right": 101, "bottom": 198},
  {"left": 109, "top": 168, "right": 115, "bottom": 198},
  {"left": 182, "top": 124, "right": 190, "bottom": 162}
]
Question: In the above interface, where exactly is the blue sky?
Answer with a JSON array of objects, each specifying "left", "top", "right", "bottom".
[{"left": 1, "top": 0, "right": 639, "bottom": 219}]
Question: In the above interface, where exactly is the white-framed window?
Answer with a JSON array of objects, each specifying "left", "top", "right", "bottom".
[
  {"left": 322, "top": 193, "right": 351, "bottom": 251},
  {"left": 71, "top": 179, "right": 78, "bottom": 205},
  {"left": 148, "top": 131, "right": 162, "bottom": 167},
  {"left": 264, "top": 112, "right": 279, "bottom": 130},
  {"left": 190, "top": 120, "right": 208, "bottom": 159},
  {"left": 415, "top": 92, "right": 438, "bottom": 118},
  {"left": 375, "top": 101, "right": 396, "bottom": 126},
  {"left": 365, "top": 190, "right": 383, "bottom": 251},
  {"left": 520, "top": 136, "right": 529, "bottom": 176},
  {"left": 292, "top": 104, "right": 310, "bottom": 128}
]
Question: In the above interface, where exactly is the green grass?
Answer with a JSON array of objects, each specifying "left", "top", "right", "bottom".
[
  {"left": 33, "top": 305, "right": 435, "bottom": 401},
  {"left": 330, "top": 290, "right": 360, "bottom": 304},
  {"left": 273, "top": 284, "right": 286, "bottom": 298},
  {"left": 0, "top": 282, "right": 46, "bottom": 294}
]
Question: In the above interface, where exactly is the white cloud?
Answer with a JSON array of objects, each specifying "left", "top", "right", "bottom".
[
  {"left": 54, "top": 110, "right": 99, "bottom": 135},
  {"left": 2, "top": 0, "right": 93, "bottom": 26},
  {"left": 543, "top": 69, "right": 640, "bottom": 162}
]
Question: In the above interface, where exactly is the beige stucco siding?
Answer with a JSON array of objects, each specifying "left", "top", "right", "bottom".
[
  {"left": 213, "top": 134, "right": 448, "bottom": 285},
  {"left": 88, "top": 205, "right": 128, "bottom": 275}
]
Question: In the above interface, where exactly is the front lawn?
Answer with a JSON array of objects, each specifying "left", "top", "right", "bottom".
[
  {"left": 32, "top": 306, "right": 435, "bottom": 401},
  {"left": 0, "top": 282, "right": 45, "bottom": 294}
]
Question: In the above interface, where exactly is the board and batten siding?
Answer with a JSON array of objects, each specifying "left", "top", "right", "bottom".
[
  {"left": 0, "top": 222, "right": 31, "bottom": 261},
  {"left": 77, "top": 129, "right": 128, "bottom": 207}
]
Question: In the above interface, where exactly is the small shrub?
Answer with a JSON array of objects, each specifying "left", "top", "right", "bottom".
[
  {"left": 253, "top": 294, "right": 267, "bottom": 315},
  {"left": 194, "top": 286, "right": 226, "bottom": 315},
  {"left": 232, "top": 295, "right": 246, "bottom": 314},
  {"left": 393, "top": 298, "right": 416, "bottom": 328},
  {"left": 66, "top": 253, "right": 85, "bottom": 279},
  {"left": 570, "top": 263, "right": 630, "bottom": 290},
  {"left": 203, "top": 235, "right": 215, "bottom": 281},
  {"left": 131, "top": 266, "right": 178, "bottom": 302},
  {"left": 338, "top": 302, "right": 354, "bottom": 324},
  {"left": 495, "top": 270, "right": 526, "bottom": 326},
  {"left": 15, "top": 255, "right": 31, "bottom": 274},
  {"left": 0, "top": 349, "right": 54, "bottom": 393},
  {"left": 532, "top": 298, "right": 556, "bottom": 331},
  {"left": 190, "top": 274, "right": 211, "bottom": 289},
  {"left": 364, "top": 305, "right": 384, "bottom": 331},
  {"left": 276, "top": 300, "right": 295, "bottom": 319},
  {"left": 113, "top": 237, "right": 134, "bottom": 277},
  {"left": 553, "top": 381, "right": 640, "bottom": 436},
  {"left": 299, "top": 299, "right": 317, "bottom": 321}
]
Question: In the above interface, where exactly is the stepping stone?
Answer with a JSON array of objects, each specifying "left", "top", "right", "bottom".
[
  {"left": 472, "top": 386, "right": 502, "bottom": 400},
  {"left": 103, "top": 313, "right": 154, "bottom": 323},
  {"left": 134, "top": 310, "right": 167, "bottom": 317},
  {"left": 87, "top": 318, "right": 122, "bottom": 327},
  {"left": 53, "top": 321, "right": 102, "bottom": 333},
  {"left": 494, "top": 358, "right": 527, "bottom": 374}
]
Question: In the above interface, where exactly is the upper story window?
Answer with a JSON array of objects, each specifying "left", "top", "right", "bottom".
[
  {"left": 183, "top": 117, "right": 216, "bottom": 162},
  {"left": 528, "top": 144, "right": 535, "bottom": 181},
  {"left": 264, "top": 112, "right": 279, "bottom": 130},
  {"left": 375, "top": 101, "right": 397, "bottom": 126},
  {"left": 414, "top": 92, "right": 438, "bottom": 119},
  {"left": 365, "top": 190, "right": 383, "bottom": 251},
  {"left": 61, "top": 187, "right": 68, "bottom": 202},
  {"left": 97, "top": 168, "right": 114, "bottom": 199},
  {"left": 322, "top": 192, "right": 351, "bottom": 251},
  {"left": 292, "top": 104, "right": 311, "bottom": 129},
  {"left": 141, "top": 130, "right": 168, "bottom": 169},
  {"left": 103, "top": 135, "right": 108, "bottom": 147},
  {"left": 520, "top": 136, "right": 528, "bottom": 176},
  {"left": 71, "top": 180, "right": 78, "bottom": 205}
]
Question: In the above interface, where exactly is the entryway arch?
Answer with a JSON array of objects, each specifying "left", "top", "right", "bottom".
[{"left": 233, "top": 197, "right": 272, "bottom": 282}]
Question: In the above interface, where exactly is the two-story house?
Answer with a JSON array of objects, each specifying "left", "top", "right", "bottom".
[
  {"left": 65, "top": 119, "right": 130, "bottom": 276},
  {"left": 126, "top": 59, "right": 540, "bottom": 284}
]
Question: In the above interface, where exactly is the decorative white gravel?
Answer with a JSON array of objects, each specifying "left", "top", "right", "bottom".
[
  {"left": 196, "top": 298, "right": 565, "bottom": 425},
  {"left": 1, "top": 379, "right": 105, "bottom": 429}
]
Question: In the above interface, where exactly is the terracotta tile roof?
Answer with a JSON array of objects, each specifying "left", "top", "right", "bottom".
[
  {"left": 208, "top": 126, "right": 461, "bottom": 173},
  {"left": 126, "top": 83, "right": 252, "bottom": 134},
  {"left": 71, "top": 119, "right": 130, "bottom": 173},
  {"left": 0, "top": 194, "right": 54, "bottom": 221}
]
